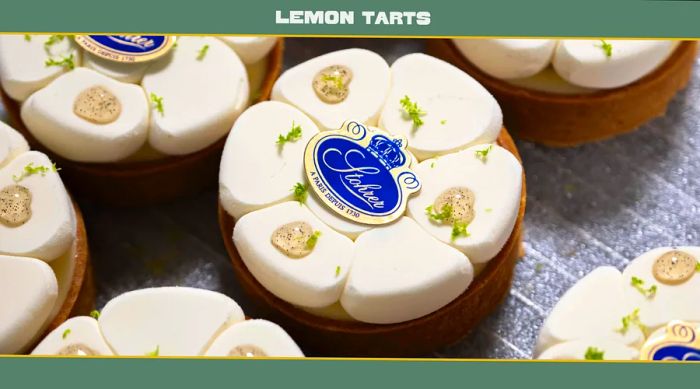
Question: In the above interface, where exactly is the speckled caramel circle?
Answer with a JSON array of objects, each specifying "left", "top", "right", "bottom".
[{"left": 653, "top": 250, "right": 697, "bottom": 285}]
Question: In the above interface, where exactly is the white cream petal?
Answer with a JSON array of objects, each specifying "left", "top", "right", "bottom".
[
  {"left": 0, "top": 151, "right": 76, "bottom": 261},
  {"left": 380, "top": 53, "right": 502, "bottom": 161},
  {"left": 205, "top": 319, "right": 303, "bottom": 357},
  {"left": 271, "top": 48, "right": 390, "bottom": 131},
  {"left": 233, "top": 201, "right": 354, "bottom": 308},
  {"left": 340, "top": 217, "right": 473, "bottom": 324},
  {"left": 218, "top": 36, "right": 278, "bottom": 65},
  {"left": 553, "top": 40, "right": 677, "bottom": 89},
  {"left": 537, "top": 338, "right": 639, "bottom": 360},
  {"left": 0, "top": 34, "right": 81, "bottom": 102},
  {"left": 0, "top": 121, "right": 29, "bottom": 168},
  {"left": 219, "top": 101, "right": 319, "bottom": 220},
  {"left": 0, "top": 255, "right": 58, "bottom": 354},
  {"left": 142, "top": 36, "right": 249, "bottom": 155},
  {"left": 622, "top": 246, "right": 700, "bottom": 331},
  {"left": 98, "top": 287, "right": 245, "bottom": 356},
  {"left": 32, "top": 316, "right": 114, "bottom": 356},
  {"left": 20, "top": 68, "right": 149, "bottom": 162},
  {"left": 452, "top": 39, "right": 556, "bottom": 80},
  {"left": 407, "top": 144, "right": 522, "bottom": 263},
  {"left": 536, "top": 266, "right": 644, "bottom": 355}
]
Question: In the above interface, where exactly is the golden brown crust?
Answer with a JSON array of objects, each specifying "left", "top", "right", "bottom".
[
  {"left": 1, "top": 39, "right": 285, "bottom": 206},
  {"left": 426, "top": 39, "right": 697, "bottom": 147},
  {"left": 218, "top": 128, "right": 526, "bottom": 357}
]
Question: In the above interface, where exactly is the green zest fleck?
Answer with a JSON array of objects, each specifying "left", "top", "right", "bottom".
[
  {"left": 292, "top": 182, "right": 308, "bottom": 204},
  {"left": 695, "top": 262, "right": 700, "bottom": 272},
  {"left": 630, "top": 276, "right": 657, "bottom": 299},
  {"left": 150, "top": 93, "right": 164, "bottom": 116},
  {"left": 24, "top": 34, "right": 31, "bottom": 41},
  {"left": 440, "top": 119, "right": 447, "bottom": 125},
  {"left": 322, "top": 73, "right": 344, "bottom": 89},
  {"left": 475, "top": 145, "right": 493, "bottom": 162},
  {"left": 12, "top": 162, "right": 58, "bottom": 182},
  {"left": 618, "top": 308, "right": 647, "bottom": 336},
  {"left": 89, "top": 310, "right": 101, "bottom": 319},
  {"left": 306, "top": 230, "right": 321, "bottom": 250},
  {"left": 400, "top": 95, "right": 426, "bottom": 128},
  {"left": 145, "top": 345, "right": 160, "bottom": 357},
  {"left": 276, "top": 121, "right": 303, "bottom": 147},
  {"left": 45, "top": 53, "right": 75, "bottom": 70},
  {"left": 534, "top": 263, "right": 544, "bottom": 273},
  {"left": 485, "top": 208, "right": 493, "bottom": 213},
  {"left": 430, "top": 161, "right": 436, "bottom": 168},
  {"left": 425, "top": 204, "right": 452, "bottom": 223},
  {"left": 44, "top": 35, "right": 66, "bottom": 52},
  {"left": 335, "top": 266, "right": 341, "bottom": 277},
  {"left": 62, "top": 329, "right": 71, "bottom": 340},
  {"left": 451, "top": 220, "right": 470, "bottom": 242},
  {"left": 196, "top": 44, "right": 210, "bottom": 60},
  {"left": 597, "top": 40, "right": 613, "bottom": 58},
  {"left": 584, "top": 347, "right": 605, "bottom": 360}
]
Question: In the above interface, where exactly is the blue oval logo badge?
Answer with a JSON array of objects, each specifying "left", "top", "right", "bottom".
[
  {"left": 74, "top": 35, "right": 176, "bottom": 63},
  {"left": 304, "top": 121, "right": 421, "bottom": 225},
  {"left": 640, "top": 321, "right": 700, "bottom": 360}
]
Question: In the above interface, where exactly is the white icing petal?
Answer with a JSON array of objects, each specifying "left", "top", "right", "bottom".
[
  {"left": 0, "top": 121, "right": 29, "bottom": 168},
  {"left": 536, "top": 267, "right": 644, "bottom": 355},
  {"left": 32, "top": 316, "right": 114, "bottom": 356},
  {"left": 205, "top": 319, "right": 304, "bottom": 357},
  {"left": 98, "top": 287, "right": 245, "bottom": 356},
  {"left": 407, "top": 145, "right": 522, "bottom": 263},
  {"left": 0, "top": 34, "right": 81, "bottom": 102},
  {"left": 83, "top": 52, "right": 149, "bottom": 84},
  {"left": 272, "top": 48, "right": 390, "bottom": 131},
  {"left": 219, "top": 101, "right": 319, "bottom": 220},
  {"left": 452, "top": 39, "right": 556, "bottom": 80},
  {"left": 380, "top": 53, "right": 502, "bottom": 161},
  {"left": 21, "top": 68, "right": 149, "bottom": 162},
  {"left": 537, "top": 338, "right": 639, "bottom": 360},
  {"left": 142, "top": 36, "right": 249, "bottom": 155},
  {"left": 340, "top": 217, "right": 473, "bottom": 324},
  {"left": 233, "top": 201, "right": 354, "bottom": 308},
  {"left": 218, "top": 36, "right": 278, "bottom": 65},
  {"left": 552, "top": 40, "right": 677, "bottom": 89},
  {"left": 0, "top": 151, "right": 76, "bottom": 261},
  {"left": 0, "top": 255, "right": 58, "bottom": 354},
  {"left": 622, "top": 246, "right": 700, "bottom": 330}
]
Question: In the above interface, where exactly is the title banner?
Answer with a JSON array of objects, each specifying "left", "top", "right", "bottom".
[{"left": 0, "top": 0, "right": 699, "bottom": 38}]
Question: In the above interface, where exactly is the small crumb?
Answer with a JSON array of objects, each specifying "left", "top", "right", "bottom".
[{"left": 534, "top": 263, "right": 544, "bottom": 273}]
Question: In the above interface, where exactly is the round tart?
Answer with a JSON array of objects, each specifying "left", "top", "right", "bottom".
[
  {"left": 218, "top": 49, "right": 526, "bottom": 356},
  {"left": 427, "top": 39, "right": 697, "bottom": 146},
  {"left": 0, "top": 121, "right": 92, "bottom": 354},
  {"left": 535, "top": 247, "right": 700, "bottom": 361},
  {"left": 31, "top": 287, "right": 303, "bottom": 357},
  {"left": 0, "top": 35, "right": 283, "bottom": 205}
]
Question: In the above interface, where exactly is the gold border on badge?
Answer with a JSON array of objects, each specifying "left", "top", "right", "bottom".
[
  {"left": 74, "top": 35, "right": 176, "bottom": 63},
  {"left": 639, "top": 321, "right": 700, "bottom": 360},
  {"left": 303, "top": 120, "right": 421, "bottom": 226}
]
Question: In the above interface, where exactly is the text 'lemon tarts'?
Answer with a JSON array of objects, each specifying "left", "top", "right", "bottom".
[
  {"left": 0, "top": 35, "right": 283, "bottom": 205},
  {"left": 218, "top": 49, "right": 527, "bottom": 356},
  {"left": 0, "top": 121, "right": 91, "bottom": 354},
  {"left": 536, "top": 247, "right": 700, "bottom": 361},
  {"left": 31, "top": 287, "right": 303, "bottom": 358},
  {"left": 428, "top": 38, "right": 696, "bottom": 146}
]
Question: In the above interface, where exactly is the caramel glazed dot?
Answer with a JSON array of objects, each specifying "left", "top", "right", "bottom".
[
  {"left": 312, "top": 65, "right": 353, "bottom": 104},
  {"left": 0, "top": 185, "right": 32, "bottom": 227},
  {"left": 433, "top": 187, "right": 476, "bottom": 224},
  {"left": 229, "top": 344, "right": 267, "bottom": 357},
  {"left": 652, "top": 250, "right": 698, "bottom": 285},
  {"left": 73, "top": 85, "right": 122, "bottom": 124},
  {"left": 271, "top": 221, "right": 315, "bottom": 258},
  {"left": 58, "top": 344, "right": 99, "bottom": 356}
]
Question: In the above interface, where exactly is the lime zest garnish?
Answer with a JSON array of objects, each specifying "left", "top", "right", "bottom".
[
  {"left": 322, "top": 73, "right": 344, "bottom": 89},
  {"left": 630, "top": 276, "right": 657, "bottom": 299},
  {"left": 62, "top": 329, "right": 71, "bottom": 340},
  {"left": 475, "top": 145, "right": 493, "bottom": 162},
  {"left": 145, "top": 345, "right": 160, "bottom": 357},
  {"left": 44, "top": 53, "right": 75, "bottom": 70},
  {"left": 12, "top": 162, "right": 58, "bottom": 182},
  {"left": 89, "top": 310, "right": 101, "bottom": 319},
  {"left": 150, "top": 92, "right": 165, "bottom": 116},
  {"left": 596, "top": 40, "right": 613, "bottom": 58},
  {"left": 292, "top": 182, "right": 308, "bottom": 204},
  {"left": 618, "top": 308, "right": 647, "bottom": 336},
  {"left": 451, "top": 220, "right": 471, "bottom": 242},
  {"left": 335, "top": 266, "right": 341, "bottom": 277},
  {"left": 584, "top": 347, "right": 605, "bottom": 360},
  {"left": 196, "top": 44, "right": 210, "bottom": 60},
  {"left": 306, "top": 230, "right": 321, "bottom": 250},
  {"left": 276, "top": 121, "right": 303, "bottom": 147},
  {"left": 400, "top": 95, "right": 426, "bottom": 128},
  {"left": 425, "top": 204, "right": 452, "bottom": 223}
]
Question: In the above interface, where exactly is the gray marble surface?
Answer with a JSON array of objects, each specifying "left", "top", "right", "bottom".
[{"left": 2, "top": 38, "right": 699, "bottom": 359}]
